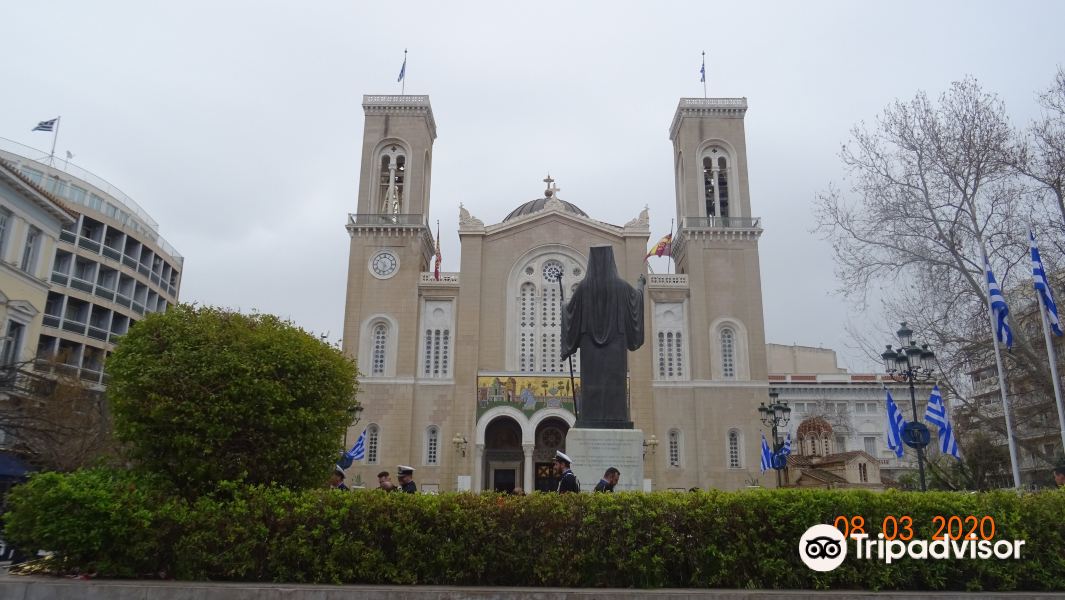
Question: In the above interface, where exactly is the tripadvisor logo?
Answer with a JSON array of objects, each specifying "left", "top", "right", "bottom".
[
  {"left": 799, "top": 524, "right": 847, "bottom": 572},
  {"left": 798, "top": 522, "right": 1026, "bottom": 572}
]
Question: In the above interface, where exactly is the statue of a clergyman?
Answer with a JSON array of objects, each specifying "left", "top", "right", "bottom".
[{"left": 561, "top": 245, "right": 646, "bottom": 429}]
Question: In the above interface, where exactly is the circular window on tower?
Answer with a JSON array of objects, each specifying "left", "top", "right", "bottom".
[
  {"left": 542, "top": 260, "right": 564, "bottom": 283},
  {"left": 369, "top": 250, "right": 399, "bottom": 279}
]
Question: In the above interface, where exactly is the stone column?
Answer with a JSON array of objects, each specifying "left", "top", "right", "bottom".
[
  {"left": 473, "top": 443, "right": 485, "bottom": 492},
  {"left": 522, "top": 443, "right": 535, "bottom": 492}
]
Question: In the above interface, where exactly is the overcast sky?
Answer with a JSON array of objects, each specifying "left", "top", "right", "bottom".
[{"left": 4, "top": 1, "right": 1063, "bottom": 372}]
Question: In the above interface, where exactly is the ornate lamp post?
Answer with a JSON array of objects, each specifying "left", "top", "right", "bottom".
[
  {"left": 758, "top": 390, "right": 792, "bottom": 486},
  {"left": 881, "top": 322, "right": 935, "bottom": 491}
]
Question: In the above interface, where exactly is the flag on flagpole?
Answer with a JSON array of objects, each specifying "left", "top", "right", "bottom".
[
  {"left": 1030, "top": 230, "right": 1062, "bottom": 336},
  {"left": 347, "top": 429, "right": 367, "bottom": 461},
  {"left": 985, "top": 257, "right": 1014, "bottom": 348},
  {"left": 32, "top": 118, "right": 57, "bottom": 132},
  {"left": 645, "top": 232, "right": 672, "bottom": 260},
  {"left": 780, "top": 432, "right": 792, "bottom": 457},
  {"left": 434, "top": 221, "right": 442, "bottom": 281},
  {"left": 700, "top": 53, "right": 706, "bottom": 83},
  {"left": 397, "top": 51, "right": 407, "bottom": 82},
  {"left": 924, "top": 386, "right": 960, "bottom": 459},
  {"left": 760, "top": 433, "right": 772, "bottom": 474},
  {"left": 885, "top": 389, "right": 906, "bottom": 458}
]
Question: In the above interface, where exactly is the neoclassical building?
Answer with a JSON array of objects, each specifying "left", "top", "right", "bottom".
[{"left": 342, "top": 94, "right": 771, "bottom": 492}]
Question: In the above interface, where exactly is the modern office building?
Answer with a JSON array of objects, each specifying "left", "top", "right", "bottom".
[{"left": 0, "top": 139, "right": 182, "bottom": 386}]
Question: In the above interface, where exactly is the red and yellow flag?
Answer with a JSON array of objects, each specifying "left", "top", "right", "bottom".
[{"left": 645, "top": 232, "right": 672, "bottom": 260}]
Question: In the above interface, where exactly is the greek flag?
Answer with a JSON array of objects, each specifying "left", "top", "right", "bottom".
[
  {"left": 347, "top": 429, "right": 367, "bottom": 461},
  {"left": 985, "top": 257, "right": 1013, "bottom": 349},
  {"left": 397, "top": 53, "right": 406, "bottom": 82},
  {"left": 924, "top": 386, "right": 959, "bottom": 459},
  {"left": 780, "top": 432, "right": 792, "bottom": 457},
  {"left": 1030, "top": 231, "right": 1062, "bottom": 336},
  {"left": 760, "top": 433, "right": 772, "bottom": 474},
  {"left": 885, "top": 389, "right": 906, "bottom": 458},
  {"left": 700, "top": 57, "right": 706, "bottom": 83},
  {"left": 32, "top": 118, "right": 57, "bottom": 132}
]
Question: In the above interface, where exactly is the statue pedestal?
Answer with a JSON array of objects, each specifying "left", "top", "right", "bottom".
[{"left": 565, "top": 428, "right": 645, "bottom": 492}]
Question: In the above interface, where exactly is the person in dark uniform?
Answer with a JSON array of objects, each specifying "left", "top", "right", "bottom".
[
  {"left": 329, "top": 467, "right": 349, "bottom": 491},
  {"left": 397, "top": 465, "right": 417, "bottom": 493},
  {"left": 594, "top": 467, "right": 620, "bottom": 493},
  {"left": 553, "top": 451, "right": 580, "bottom": 493}
]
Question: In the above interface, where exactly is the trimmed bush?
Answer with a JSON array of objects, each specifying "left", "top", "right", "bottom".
[
  {"left": 106, "top": 305, "right": 359, "bottom": 495},
  {"left": 5, "top": 470, "right": 1065, "bottom": 589}
]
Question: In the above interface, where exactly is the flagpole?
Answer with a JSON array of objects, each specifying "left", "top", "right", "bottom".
[
  {"left": 702, "top": 51, "right": 707, "bottom": 99},
  {"left": 668, "top": 218, "right": 674, "bottom": 275},
  {"left": 49, "top": 116, "right": 61, "bottom": 167},
  {"left": 1037, "top": 285, "right": 1065, "bottom": 451},
  {"left": 984, "top": 251, "right": 1022, "bottom": 489}
]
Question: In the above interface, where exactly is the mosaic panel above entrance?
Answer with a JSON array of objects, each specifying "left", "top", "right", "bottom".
[{"left": 476, "top": 374, "right": 577, "bottom": 418}]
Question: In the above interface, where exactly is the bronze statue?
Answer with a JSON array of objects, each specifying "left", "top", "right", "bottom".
[{"left": 561, "top": 245, "right": 645, "bottom": 428}]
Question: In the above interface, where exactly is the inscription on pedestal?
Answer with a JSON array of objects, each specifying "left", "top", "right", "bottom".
[{"left": 565, "top": 428, "right": 645, "bottom": 492}]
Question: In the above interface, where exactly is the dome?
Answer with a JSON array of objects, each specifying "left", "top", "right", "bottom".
[
  {"left": 503, "top": 175, "right": 589, "bottom": 222},
  {"left": 503, "top": 196, "right": 588, "bottom": 222},
  {"left": 796, "top": 416, "right": 833, "bottom": 438}
]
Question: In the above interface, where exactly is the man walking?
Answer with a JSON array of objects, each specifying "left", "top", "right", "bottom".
[
  {"left": 594, "top": 467, "right": 620, "bottom": 493},
  {"left": 553, "top": 451, "right": 580, "bottom": 493},
  {"left": 397, "top": 465, "right": 417, "bottom": 493}
]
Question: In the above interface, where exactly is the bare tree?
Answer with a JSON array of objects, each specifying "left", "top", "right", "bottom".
[
  {"left": 0, "top": 359, "right": 117, "bottom": 472},
  {"left": 1012, "top": 67, "right": 1065, "bottom": 238},
  {"left": 817, "top": 76, "right": 1060, "bottom": 467}
]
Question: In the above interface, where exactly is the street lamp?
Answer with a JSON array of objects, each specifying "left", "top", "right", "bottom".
[
  {"left": 643, "top": 434, "right": 658, "bottom": 459},
  {"left": 882, "top": 322, "right": 935, "bottom": 491},
  {"left": 758, "top": 390, "right": 792, "bottom": 486},
  {"left": 452, "top": 433, "right": 469, "bottom": 457}
]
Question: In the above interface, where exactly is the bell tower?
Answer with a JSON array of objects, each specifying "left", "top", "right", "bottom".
[
  {"left": 343, "top": 94, "right": 438, "bottom": 382},
  {"left": 659, "top": 97, "right": 771, "bottom": 488},
  {"left": 667, "top": 96, "right": 766, "bottom": 382}
]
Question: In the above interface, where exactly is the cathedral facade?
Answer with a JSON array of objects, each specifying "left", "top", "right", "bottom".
[{"left": 341, "top": 94, "right": 772, "bottom": 492}]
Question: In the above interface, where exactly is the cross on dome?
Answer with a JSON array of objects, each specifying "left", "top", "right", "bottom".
[{"left": 543, "top": 174, "right": 560, "bottom": 198}]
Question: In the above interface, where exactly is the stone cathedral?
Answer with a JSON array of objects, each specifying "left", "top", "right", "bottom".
[{"left": 341, "top": 94, "right": 771, "bottom": 492}]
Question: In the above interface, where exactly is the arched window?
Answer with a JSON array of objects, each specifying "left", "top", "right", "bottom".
[
  {"left": 702, "top": 148, "right": 732, "bottom": 219},
  {"left": 717, "top": 156, "right": 729, "bottom": 219},
  {"left": 519, "top": 282, "right": 537, "bottom": 372},
  {"left": 720, "top": 327, "right": 736, "bottom": 379},
  {"left": 422, "top": 328, "right": 451, "bottom": 377},
  {"left": 727, "top": 429, "right": 741, "bottom": 469},
  {"left": 425, "top": 426, "right": 439, "bottom": 465},
  {"left": 702, "top": 156, "right": 716, "bottom": 217},
  {"left": 367, "top": 424, "right": 380, "bottom": 464},
  {"left": 654, "top": 303, "right": 686, "bottom": 380},
  {"left": 668, "top": 429, "right": 681, "bottom": 467},
  {"left": 513, "top": 255, "right": 583, "bottom": 374},
  {"left": 377, "top": 146, "right": 406, "bottom": 214},
  {"left": 371, "top": 323, "right": 388, "bottom": 376}
]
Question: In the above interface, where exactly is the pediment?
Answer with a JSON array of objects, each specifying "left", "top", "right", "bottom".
[{"left": 486, "top": 206, "right": 625, "bottom": 240}]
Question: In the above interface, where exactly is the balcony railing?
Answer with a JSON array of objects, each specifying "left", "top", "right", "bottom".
[
  {"left": 647, "top": 274, "right": 688, "bottom": 287},
  {"left": 420, "top": 272, "right": 459, "bottom": 285},
  {"left": 682, "top": 216, "right": 761, "bottom": 229},
  {"left": 347, "top": 213, "right": 427, "bottom": 227}
]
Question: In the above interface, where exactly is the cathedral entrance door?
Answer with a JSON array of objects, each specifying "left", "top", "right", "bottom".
[
  {"left": 533, "top": 416, "right": 570, "bottom": 491},
  {"left": 490, "top": 462, "right": 519, "bottom": 493},
  {"left": 534, "top": 462, "right": 558, "bottom": 492}
]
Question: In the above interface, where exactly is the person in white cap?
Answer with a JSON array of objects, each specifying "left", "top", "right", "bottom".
[
  {"left": 553, "top": 450, "right": 580, "bottom": 493},
  {"left": 397, "top": 465, "right": 417, "bottom": 493}
]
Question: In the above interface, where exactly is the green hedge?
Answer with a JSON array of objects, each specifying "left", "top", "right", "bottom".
[{"left": 5, "top": 469, "right": 1065, "bottom": 590}]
